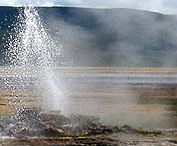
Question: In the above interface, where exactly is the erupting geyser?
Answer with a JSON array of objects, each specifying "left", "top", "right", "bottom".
[{"left": 6, "top": 6, "right": 66, "bottom": 112}]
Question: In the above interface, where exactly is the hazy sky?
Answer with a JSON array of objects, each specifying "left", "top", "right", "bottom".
[{"left": 0, "top": 0, "right": 177, "bottom": 14}]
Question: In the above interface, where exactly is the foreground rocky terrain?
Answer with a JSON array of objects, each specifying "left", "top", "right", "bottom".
[{"left": 0, "top": 108, "right": 177, "bottom": 145}]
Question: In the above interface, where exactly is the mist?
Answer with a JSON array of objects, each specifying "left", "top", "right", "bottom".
[{"left": 34, "top": 7, "right": 177, "bottom": 67}]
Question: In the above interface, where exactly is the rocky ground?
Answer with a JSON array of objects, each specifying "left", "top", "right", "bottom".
[{"left": 0, "top": 108, "right": 177, "bottom": 146}]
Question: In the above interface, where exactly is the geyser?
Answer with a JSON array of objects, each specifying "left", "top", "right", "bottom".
[{"left": 6, "top": 6, "right": 66, "bottom": 112}]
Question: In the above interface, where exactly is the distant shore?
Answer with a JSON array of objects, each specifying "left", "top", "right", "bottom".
[{"left": 1, "top": 67, "right": 177, "bottom": 74}]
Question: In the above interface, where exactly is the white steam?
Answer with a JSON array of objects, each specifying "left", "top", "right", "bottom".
[{"left": 6, "top": 7, "right": 66, "bottom": 112}]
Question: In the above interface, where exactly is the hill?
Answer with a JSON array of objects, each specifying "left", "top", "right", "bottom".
[{"left": 0, "top": 6, "right": 177, "bottom": 67}]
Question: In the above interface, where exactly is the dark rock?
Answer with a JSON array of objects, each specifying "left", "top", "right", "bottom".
[
  {"left": 69, "top": 114, "right": 99, "bottom": 126},
  {"left": 16, "top": 107, "right": 41, "bottom": 119},
  {"left": 16, "top": 128, "right": 37, "bottom": 137},
  {"left": 112, "top": 126, "right": 121, "bottom": 133},
  {"left": 120, "top": 125, "right": 137, "bottom": 134},
  {"left": 40, "top": 127, "right": 64, "bottom": 137},
  {"left": 135, "top": 128, "right": 162, "bottom": 135},
  {"left": 0, "top": 124, "right": 3, "bottom": 131},
  {"left": 39, "top": 112, "right": 70, "bottom": 127}
]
